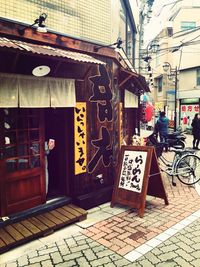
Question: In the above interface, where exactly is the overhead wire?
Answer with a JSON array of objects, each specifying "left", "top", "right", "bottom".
[
  {"left": 153, "top": 0, "right": 183, "bottom": 17},
  {"left": 142, "top": 1, "right": 200, "bottom": 87}
]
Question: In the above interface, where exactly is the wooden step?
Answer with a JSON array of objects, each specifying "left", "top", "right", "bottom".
[{"left": 0, "top": 204, "right": 87, "bottom": 254}]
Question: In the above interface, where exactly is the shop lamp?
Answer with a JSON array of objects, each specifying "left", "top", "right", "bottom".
[
  {"left": 18, "top": 13, "right": 48, "bottom": 35},
  {"left": 32, "top": 65, "right": 50, "bottom": 77},
  {"left": 94, "top": 37, "right": 123, "bottom": 52},
  {"left": 162, "top": 62, "right": 170, "bottom": 72}
]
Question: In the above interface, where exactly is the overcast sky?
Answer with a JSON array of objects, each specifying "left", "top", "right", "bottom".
[{"left": 143, "top": 0, "right": 179, "bottom": 44}]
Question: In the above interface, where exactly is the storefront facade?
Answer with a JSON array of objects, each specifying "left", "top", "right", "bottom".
[{"left": 0, "top": 12, "right": 149, "bottom": 217}]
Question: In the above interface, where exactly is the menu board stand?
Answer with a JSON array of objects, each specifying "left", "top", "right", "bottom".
[{"left": 111, "top": 145, "right": 169, "bottom": 217}]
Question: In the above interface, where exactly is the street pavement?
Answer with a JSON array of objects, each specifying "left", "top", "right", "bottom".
[{"left": 1, "top": 133, "right": 200, "bottom": 267}]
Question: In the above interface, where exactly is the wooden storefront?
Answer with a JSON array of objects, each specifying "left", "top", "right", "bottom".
[{"left": 0, "top": 20, "right": 150, "bottom": 218}]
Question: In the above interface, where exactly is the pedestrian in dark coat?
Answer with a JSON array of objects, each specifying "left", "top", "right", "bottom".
[
  {"left": 155, "top": 111, "right": 169, "bottom": 142},
  {"left": 191, "top": 113, "right": 200, "bottom": 149}
]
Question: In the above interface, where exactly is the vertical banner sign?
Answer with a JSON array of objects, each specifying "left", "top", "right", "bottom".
[
  {"left": 74, "top": 102, "right": 87, "bottom": 175},
  {"left": 88, "top": 65, "right": 113, "bottom": 173}
]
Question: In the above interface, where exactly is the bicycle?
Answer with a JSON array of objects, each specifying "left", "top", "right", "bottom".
[{"left": 146, "top": 133, "right": 200, "bottom": 186}]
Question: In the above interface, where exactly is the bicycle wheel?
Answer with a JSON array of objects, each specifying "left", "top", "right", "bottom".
[{"left": 176, "top": 154, "right": 200, "bottom": 185}]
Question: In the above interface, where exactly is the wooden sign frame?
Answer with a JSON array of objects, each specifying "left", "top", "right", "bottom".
[{"left": 111, "top": 145, "right": 169, "bottom": 217}]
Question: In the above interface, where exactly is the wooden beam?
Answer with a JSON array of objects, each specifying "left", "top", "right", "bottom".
[
  {"left": 119, "top": 74, "right": 132, "bottom": 88},
  {"left": 0, "top": 20, "right": 120, "bottom": 61},
  {"left": 133, "top": 77, "right": 146, "bottom": 93},
  {"left": 120, "top": 68, "right": 138, "bottom": 77}
]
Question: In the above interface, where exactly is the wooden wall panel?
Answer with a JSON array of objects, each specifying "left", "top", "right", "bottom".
[{"left": 6, "top": 175, "right": 42, "bottom": 204}]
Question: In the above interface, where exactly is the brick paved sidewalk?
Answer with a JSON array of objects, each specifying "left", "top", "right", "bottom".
[
  {"left": 81, "top": 173, "right": 200, "bottom": 256},
  {"left": 134, "top": 216, "right": 200, "bottom": 267}
]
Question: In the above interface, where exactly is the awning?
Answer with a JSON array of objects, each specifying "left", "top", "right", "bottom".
[
  {"left": 0, "top": 37, "right": 105, "bottom": 65},
  {"left": 119, "top": 68, "right": 150, "bottom": 94}
]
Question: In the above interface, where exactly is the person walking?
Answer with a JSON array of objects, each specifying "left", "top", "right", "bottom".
[
  {"left": 155, "top": 111, "right": 169, "bottom": 143},
  {"left": 191, "top": 113, "right": 200, "bottom": 149}
]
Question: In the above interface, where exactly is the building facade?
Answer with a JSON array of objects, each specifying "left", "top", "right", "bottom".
[{"left": 0, "top": 1, "right": 149, "bottom": 216}]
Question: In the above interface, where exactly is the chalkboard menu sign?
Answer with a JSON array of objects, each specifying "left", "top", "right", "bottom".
[{"left": 111, "top": 145, "right": 168, "bottom": 217}]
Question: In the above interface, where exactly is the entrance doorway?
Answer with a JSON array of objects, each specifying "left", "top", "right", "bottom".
[
  {"left": 0, "top": 108, "right": 45, "bottom": 216},
  {"left": 44, "top": 108, "right": 69, "bottom": 199},
  {"left": 0, "top": 108, "right": 72, "bottom": 216}
]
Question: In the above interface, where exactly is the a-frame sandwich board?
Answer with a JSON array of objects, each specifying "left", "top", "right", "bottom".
[{"left": 111, "top": 145, "right": 169, "bottom": 217}]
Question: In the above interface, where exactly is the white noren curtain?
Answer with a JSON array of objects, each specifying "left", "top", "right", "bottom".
[
  {"left": 0, "top": 73, "right": 76, "bottom": 108},
  {"left": 0, "top": 75, "right": 18, "bottom": 107},
  {"left": 50, "top": 79, "right": 76, "bottom": 107},
  {"left": 19, "top": 78, "right": 50, "bottom": 107}
]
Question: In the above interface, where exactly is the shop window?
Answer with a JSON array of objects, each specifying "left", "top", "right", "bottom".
[
  {"left": 119, "top": 1, "right": 126, "bottom": 51},
  {"left": 5, "top": 145, "right": 16, "bottom": 158},
  {"left": 30, "top": 156, "right": 40, "bottom": 169},
  {"left": 118, "top": 0, "right": 136, "bottom": 65},
  {"left": 181, "top": 21, "right": 196, "bottom": 31},
  {"left": 197, "top": 68, "right": 200, "bottom": 86},
  {"left": 3, "top": 108, "right": 41, "bottom": 172},
  {"left": 18, "top": 158, "right": 29, "bottom": 170},
  {"left": 6, "top": 159, "right": 17, "bottom": 172},
  {"left": 30, "top": 130, "right": 39, "bottom": 141},
  {"left": 18, "top": 130, "right": 28, "bottom": 143}
]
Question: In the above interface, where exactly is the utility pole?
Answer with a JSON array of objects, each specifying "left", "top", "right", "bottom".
[
  {"left": 163, "top": 62, "right": 178, "bottom": 131},
  {"left": 138, "top": 0, "right": 154, "bottom": 135}
]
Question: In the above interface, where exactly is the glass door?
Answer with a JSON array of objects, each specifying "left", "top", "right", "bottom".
[{"left": 0, "top": 108, "right": 45, "bottom": 216}]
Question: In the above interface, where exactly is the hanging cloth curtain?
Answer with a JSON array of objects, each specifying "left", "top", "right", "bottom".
[
  {"left": 50, "top": 78, "right": 76, "bottom": 107},
  {"left": 0, "top": 74, "right": 18, "bottom": 107},
  {"left": 19, "top": 77, "right": 50, "bottom": 107},
  {"left": 0, "top": 73, "right": 76, "bottom": 108}
]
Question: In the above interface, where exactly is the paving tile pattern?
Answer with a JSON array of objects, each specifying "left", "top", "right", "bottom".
[
  {"left": 1, "top": 233, "right": 134, "bottom": 267},
  {"left": 136, "top": 217, "right": 200, "bottom": 267},
  {"left": 82, "top": 172, "right": 200, "bottom": 256},
  {"left": 2, "top": 217, "right": 200, "bottom": 267}
]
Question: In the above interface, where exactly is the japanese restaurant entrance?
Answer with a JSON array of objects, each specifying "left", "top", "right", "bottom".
[
  {"left": 0, "top": 107, "right": 73, "bottom": 217},
  {"left": 44, "top": 108, "right": 73, "bottom": 200},
  {"left": 0, "top": 108, "right": 46, "bottom": 216},
  {"left": 0, "top": 36, "right": 106, "bottom": 216}
]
